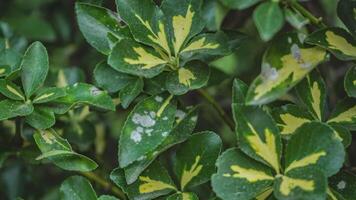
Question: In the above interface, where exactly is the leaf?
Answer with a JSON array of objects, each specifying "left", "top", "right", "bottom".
[
  {"left": 273, "top": 167, "right": 327, "bottom": 200},
  {"left": 0, "top": 79, "right": 25, "bottom": 101},
  {"left": 94, "top": 61, "right": 135, "bottom": 93},
  {"left": 124, "top": 107, "right": 198, "bottom": 184},
  {"left": 118, "top": 94, "right": 177, "bottom": 168},
  {"left": 284, "top": 8, "right": 309, "bottom": 30},
  {"left": 21, "top": 41, "right": 49, "bottom": 98},
  {"left": 232, "top": 105, "right": 282, "bottom": 174},
  {"left": 253, "top": 2, "right": 284, "bottom": 41},
  {"left": 245, "top": 33, "right": 327, "bottom": 105},
  {"left": 32, "top": 87, "right": 66, "bottom": 104},
  {"left": 119, "top": 77, "right": 143, "bottom": 109},
  {"left": 116, "top": 0, "right": 171, "bottom": 54},
  {"left": 212, "top": 148, "right": 275, "bottom": 200},
  {"left": 272, "top": 104, "right": 314, "bottom": 136},
  {"left": 296, "top": 70, "right": 327, "bottom": 121},
  {"left": 220, "top": 0, "right": 260, "bottom": 10},
  {"left": 166, "top": 61, "right": 210, "bottom": 95},
  {"left": 60, "top": 176, "right": 97, "bottom": 200},
  {"left": 284, "top": 122, "right": 345, "bottom": 177},
  {"left": 330, "top": 124, "right": 352, "bottom": 148},
  {"left": 0, "top": 65, "right": 11, "bottom": 77},
  {"left": 0, "top": 49, "right": 22, "bottom": 76},
  {"left": 54, "top": 83, "right": 115, "bottom": 113},
  {"left": 337, "top": 0, "right": 356, "bottom": 37},
  {"left": 161, "top": 0, "right": 205, "bottom": 55},
  {"left": 344, "top": 65, "right": 356, "bottom": 98},
  {"left": 98, "top": 195, "right": 120, "bottom": 200},
  {"left": 232, "top": 78, "right": 248, "bottom": 105},
  {"left": 174, "top": 131, "right": 222, "bottom": 190},
  {"left": 25, "top": 107, "right": 55, "bottom": 129},
  {"left": 329, "top": 171, "right": 356, "bottom": 200},
  {"left": 328, "top": 98, "right": 356, "bottom": 130},
  {"left": 306, "top": 27, "right": 356, "bottom": 61},
  {"left": 33, "top": 129, "right": 98, "bottom": 172},
  {"left": 111, "top": 161, "right": 176, "bottom": 200},
  {"left": 0, "top": 100, "right": 34, "bottom": 120},
  {"left": 108, "top": 39, "right": 167, "bottom": 78},
  {"left": 76, "top": 3, "right": 124, "bottom": 54},
  {"left": 166, "top": 193, "right": 199, "bottom": 200},
  {"left": 144, "top": 72, "right": 168, "bottom": 95}
]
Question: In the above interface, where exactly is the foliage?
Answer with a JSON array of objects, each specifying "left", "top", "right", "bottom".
[{"left": 1, "top": 0, "right": 356, "bottom": 200}]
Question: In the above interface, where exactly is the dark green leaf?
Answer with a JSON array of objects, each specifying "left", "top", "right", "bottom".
[
  {"left": 98, "top": 195, "right": 119, "bottom": 200},
  {"left": 329, "top": 171, "right": 356, "bottom": 200},
  {"left": 328, "top": 98, "right": 356, "bottom": 130},
  {"left": 119, "top": 77, "right": 143, "bottom": 109},
  {"left": 0, "top": 100, "right": 33, "bottom": 120},
  {"left": 232, "top": 78, "right": 248, "bottom": 105},
  {"left": 330, "top": 124, "right": 352, "bottom": 147},
  {"left": 0, "top": 79, "right": 25, "bottom": 101},
  {"left": 60, "top": 176, "right": 97, "bottom": 200},
  {"left": 32, "top": 87, "right": 66, "bottom": 104},
  {"left": 167, "top": 193, "right": 198, "bottom": 200},
  {"left": 337, "top": 0, "right": 356, "bottom": 36},
  {"left": 344, "top": 65, "right": 356, "bottom": 98},
  {"left": 220, "top": 0, "right": 261, "bottom": 10},
  {"left": 25, "top": 107, "right": 55, "bottom": 129}
]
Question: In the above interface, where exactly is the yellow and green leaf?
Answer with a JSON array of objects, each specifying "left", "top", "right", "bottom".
[
  {"left": 344, "top": 65, "right": 356, "bottom": 98},
  {"left": 328, "top": 98, "right": 356, "bottom": 129},
  {"left": 0, "top": 65, "right": 10, "bottom": 77},
  {"left": 246, "top": 33, "right": 327, "bottom": 105},
  {"left": 33, "top": 87, "right": 66, "bottom": 104},
  {"left": 166, "top": 192, "right": 199, "bottom": 200},
  {"left": 0, "top": 80, "right": 25, "bottom": 101}
]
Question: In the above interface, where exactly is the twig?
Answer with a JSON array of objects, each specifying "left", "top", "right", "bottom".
[{"left": 286, "top": 0, "right": 326, "bottom": 28}]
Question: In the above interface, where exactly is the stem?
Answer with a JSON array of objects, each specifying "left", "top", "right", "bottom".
[
  {"left": 287, "top": 0, "right": 326, "bottom": 28},
  {"left": 198, "top": 89, "right": 235, "bottom": 131},
  {"left": 79, "top": 171, "right": 126, "bottom": 199}
]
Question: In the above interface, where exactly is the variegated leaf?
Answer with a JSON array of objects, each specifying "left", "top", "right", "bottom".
[
  {"left": 32, "top": 87, "right": 66, "bottom": 104},
  {"left": 0, "top": 99, "right": 33, "bottom": 120},
  {"left": 232, "top": 105, "right": 282, "bottom": 174},
  {"left": 344, "top": 65, "right": 356, "bottom": 98},
  {"left": 284, "top": 122, "right": 344, "bottom": 177},
  {"left": 232, "top": 78, "right": 248, "bottom": 105},
  {"left": 328, "top": 98, "right": 356, "bottom": 130},
  {"left": 0, "top": 65, "right": 10, "bottom": 77},
  {"left": 329, "top": 171, "right": 356, "bottom": 200},
  {"left": 212, "top": 148, "right": 275, "bottom": 200},
  {"left": 167, "top": 193, "right": 198, "bottom": 200},
  {"left": 330, "top": 124, "right": 352, "bottom": 147},
  {"left": 0, "top": 79, "right": 25, "bottom": 101},
  {"left": 246, "top": 33, "right": 327, "bottom": 105},
  {"left": 306, "top": 27, "right": 356, "bottom": 61},
  {"left": 174, "top": 131, "right": 222, "bottom": 190}
]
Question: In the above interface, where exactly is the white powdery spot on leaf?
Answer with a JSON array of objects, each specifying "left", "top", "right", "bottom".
[
  {"left": 290, "top": 44, "right": 312, "bottom": 69},
  {"left": 261, "top": 63, "right": 279, "bottom": 81},
  {"left": 132, "top": 113, "right": 156, "bottom": 127},
  {"left": 161, "top": 131, "right": 168, "bottom": 137},
  {"left": 175, "top": 110, "right": 186, "bottom": 121},
  {"left": 155, "top": 96, "right": 163, "bottom": 102},
  {"left": 90, "top": 86, "right": 102, "bottom": 96},
  {"left": 145, "top": 129, "right": 153, "bottom": 136},
  {"left": 130, "top": 130, "right": 142, "bottom": 143},
  {"left": 337, "top": 180, "right": 346, "bottom": 190},
  {"left": 149, "top": 111, "right": 156, "bottom": 118}
]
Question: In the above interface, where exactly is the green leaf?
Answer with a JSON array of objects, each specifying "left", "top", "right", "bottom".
[
  {"left": 119, "top": 94, "right": 177, "bottom": 168},
  {"left": 329, "top": 171, "right": 356, "bottom": 200},
  {"left": 284, "top": 8, "right": 309, "bottom": 30},
  {"left": 220, "top": 0, "right": 260, "bottom": 10},
  {"left": 166, "top": 61, "right": 210, "bottom": 95},
  {"left": 94, "top": 61, "right": 135, "bottom": 93},
  {"left": 337, "top": 0, "right": 356, "bottom": 37},
  {"left": 124, "top": 107, "right": 198, "bottom": 184},
  {"left": 0, "top": 100, "right": 34, "bottom": 120},
  {"left": 0, "top": 79, "right": 25, "bottom": 101},
  {"left": 32, "top": 87, "right": 66, "bottom": 104},
  {"left": 174, "top": 131, "right": 222, "bottom": 190},
  {"left": 111, "top": 160, "right": 176, "bottom": 200},
  {"left": 116, "top": 0, "right": 171, "bottom": 54},
  {"left": 25, "top": 107, "right": 55, "bottom": 129},
  {"left": 284, "top": 122, "right": 345, "bottom": 177},
  {"left": 161, "top": 0, "right": 205, "bottom": 55},
  {"left": 54, "top": 83, "right": 115, "bottom": 113},
  {"left": 273, "top": 167, "right": 327, "bottom": 200},
  {"left": 98, "top": 195, "right": 120, "bottom": 200},
  {"left": 232, "top": 105, "right": 282, "bottom": 174},
  {"left": 167, "top": 193, "right": 198, "bottom": 200},
  {"left": 344, "top": 65, "right": 356, "bottom": 98},
  {"left": 60, "top": 176, "right": 97, "bottom": 200},
  {"left": 272, "top": 104, "right": 314, "bottom": 136},
  {"left": 76, "top": 3, "right": 124, "bottom": 54},
  {"left": 212, "top": 148, "right": 275, "bottom": 200},
  {"left": 144, "top": 72, "right": 168, "bottom": 95},
  {"left": 296, "top": 70, "right": 327, "bottom": 121},
  {"left": 21, "top": 41, "right": 49, "bottom": 98},
  {"left": 246, "top": 33, "right": 327, "bottom": 105},
  {"left": 306, "top": 27, "right": 356, "bottom": 61},
  {"left": 0, "top": 65, "right": 11, "bottom": 77},
  {"left": 232, "top": 78, "right": 248, "bottom": 105},
  {"left": 328, "top": 98, "right": 356, "bottom": 130},
  {"left": 0, "top": 49, "right": 22, "bottom": 76},
  {"left": 330, "top": 124, "right": 352, "bottom": 148},
  {"left": 34, "top": 129, "right": 98, "bottom": 172},
  {"left": 253, "top": 2, "right": 284, "bottom": 41},
  {"left": 119, "top": 77, "right": 143, "bottom": 109},
  {"left": 108, "top": 39, "right": 167, "bottom": 78}
]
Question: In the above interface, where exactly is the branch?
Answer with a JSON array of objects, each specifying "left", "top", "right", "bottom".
[{"left": 286, "top": 0, "right": 326, "bottom": 28}]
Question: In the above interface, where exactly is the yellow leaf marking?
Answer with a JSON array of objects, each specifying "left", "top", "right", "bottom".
[
  {"left": 42, "top": 130, "right": 56, "bottom": 144},
  {"left": 172, "top": 5, "right": 194, "bottom": 54},
  {"left": 328, "top": 105, "right": 356, "bottom": 123},
  {"left": 279, "top": 176, "right": 314, "bottom": 195},
  {"left": 353, "top": 80, "right": 356, "bottom": 85},
  {"left": 57, "top": 70, "right": 68, "bottom": 87},
  {"left": 178, "top": 68, "right": 196, "bottom": 87},
  {"left": 138, "top": 176, "right": 176, "bottom": 194},
  {"left": 246, "top": 123, "right": 280, "bottom": 173},
  {"left": 6, "top": 85, "right": 24, "bottom": 99},
  {"left": 135, "top": 14, "right": 170, "bottom": 54},
  {"left": 326, "top": 31, "right": 356, "bottom": 57},
  {"left": 285, "top": 151, "right": 326, "bottom": 173},
  {"left": 310, "top": 80, "right": 322, "bottom": 119},
  {"left": 223, "top": 165, "right": 274, "bottom": 182},
  {"left": 182, "top": 193, "right": 194, "bottom": 200},
  {"left": 157, "top": 95, "right": 173, "bottom": 118},
  {"left": 327, "top": 188, "right": 338, "bottom": 200},
  {"left": 34, "top": 92, "right": 54, "bottom": 102},
  {"left": 254, "top": 47, "right": 326, "bottom": 100},
  {"left": 256, "top": 188, "right": 273, "bottom": 200},
  {"left": 279, "top": 113, "right": 310, "bottom": 135},
  {"left": 124, "top": 47, "right": 167, "bottom": 69},
  {"left": 181, "top": 155, "right": 203, "bottom": 190},
  {"left": 181, "top": 37, "right": 219, "bottom": 53},
  {"left": 0, "top": 68, "right": 6, "bottom": 74}
]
